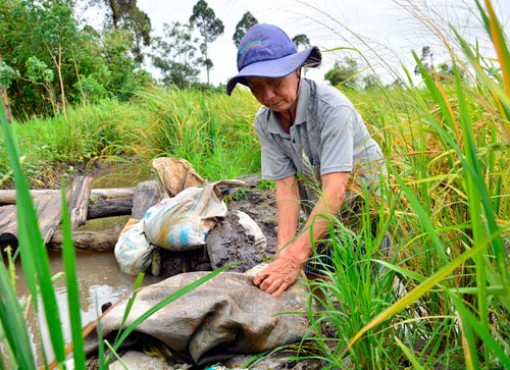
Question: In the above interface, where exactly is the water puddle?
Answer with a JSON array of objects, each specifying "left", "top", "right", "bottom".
[
  {"left": 7, "top": 160, "right": 160, "bottom": 364},
  {"left": 90, "top": 161, "right": 153, "bottom": 188},
  {"left": 13, "top": 249, "right": 162, "bottom": 365}
]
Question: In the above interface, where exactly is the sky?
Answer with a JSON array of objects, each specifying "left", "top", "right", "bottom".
[{"left": 84, "top": 0, "right": 510, "bottom": 86}]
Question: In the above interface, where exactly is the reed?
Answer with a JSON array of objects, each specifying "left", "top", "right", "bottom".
[{"left": 305, "top": 0, "right": 510, "bottom": 368}]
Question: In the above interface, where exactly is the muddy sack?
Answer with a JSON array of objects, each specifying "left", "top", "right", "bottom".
[
  {"left": 90, "top": 267, "right": 309, "bottom": 366},
  {"left": 152, "top": 157, "right": 207, "bottom": 197},
  {"left": 144, "top": 180, "right": 245, "bottom": 251},
  {"left": 114, "top": 218, "right": 154, "bottom": 275}
]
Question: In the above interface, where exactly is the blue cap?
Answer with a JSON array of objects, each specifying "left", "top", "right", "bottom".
[{"left": 226, "top": 24, "right": 321, "bottom": 95}]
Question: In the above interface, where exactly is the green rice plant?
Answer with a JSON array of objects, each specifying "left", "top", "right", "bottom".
[
  {"left": 0, "top": 256, "right": 35, "bottom": 368},
  {"left": 305, "top": 184, "right": 402, "bottom": 369},
  {"left": 1, "top": 103, "right": 67, "bottom": 367},
  {"left": 301, "top": 1, "right": 509, "bottom": 368},
  {"left": 61, "top": 184, "right": 86, "bottom": 369},
  {"left": 331, "top": 1, "right": 510, "bottom": 368}
]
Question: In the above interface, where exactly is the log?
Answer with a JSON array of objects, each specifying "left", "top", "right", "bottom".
[
  {"left": 85, "top": 181, "right": 162, "bottom": 220},
  {"left": 87, "top": 197, "right": 133, "bottom": 219},
  {"left": 68, "top": 175, "right": 93, "bottom": 229},
  {"left": 47, "top": 229, "right": 120, "bottom": 252},
  {"left": 0, "top": 190, "right": 58, "bottom": 206},
  {"left": 0, "top": 187, "right": 135, "bottom": 205},
  {"left": 0, "top": 205, "right": 17, "bottom": 243}
]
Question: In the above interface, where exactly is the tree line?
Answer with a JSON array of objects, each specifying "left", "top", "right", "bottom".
[
  {"left": 0, "top": 1, "right": 218, "bottom": 118},
  {"left": 0, "top": 0, "right": 321, "bottom": 120},
  {"left": 0, "top": 0, "right": 452, "bottom": 121}
]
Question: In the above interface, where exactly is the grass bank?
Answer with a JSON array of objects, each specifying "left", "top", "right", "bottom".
[{"left": 0, "top": 86, "right": 261, "bottom": 188}]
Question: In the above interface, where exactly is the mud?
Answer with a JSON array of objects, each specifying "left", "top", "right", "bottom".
[
  {"left": 226, "top": 187, "right": 278, "bottom": 254},
  {"left": 153, "top": 187, "right": 278, "bottom": 279},
  {"left": 206, "top": 211, "right": 264, "bottom": 272}
]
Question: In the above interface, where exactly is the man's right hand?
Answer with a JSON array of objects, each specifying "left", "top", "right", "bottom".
[{"left": 253, "top": 253, "right": 305, "bottom": 296}]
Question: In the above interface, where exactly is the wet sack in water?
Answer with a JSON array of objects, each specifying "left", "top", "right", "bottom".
[{"left": 87, "top": 267, "right": 309, "bottom": 366}]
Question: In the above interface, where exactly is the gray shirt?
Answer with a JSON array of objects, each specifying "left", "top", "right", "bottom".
[{"left": 254, "top": 78, "right": 385, "bottom": 214}]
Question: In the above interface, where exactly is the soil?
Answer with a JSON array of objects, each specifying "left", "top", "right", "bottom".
[
  {"left": 154, "top": 185, "right": 278, "bottom": 278},
  {"left": 226, "top": 186, "right": 278, "bottom": 254}
]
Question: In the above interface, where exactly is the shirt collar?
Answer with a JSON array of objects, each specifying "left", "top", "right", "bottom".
[{"left": 267, "top": 78, "right": 310, "bottom": 135}]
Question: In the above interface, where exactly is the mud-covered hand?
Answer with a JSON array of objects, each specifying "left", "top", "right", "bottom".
[{"left": 253, "top": 254, "right": 305, "bottom": 297}]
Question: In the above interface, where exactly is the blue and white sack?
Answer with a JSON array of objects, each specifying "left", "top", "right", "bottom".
[
  {"left": 114, "top": 219, "right": 154, "bottom": 275},
  {"left": 144, "top": 180, "right": 245, "bottom": 251}
]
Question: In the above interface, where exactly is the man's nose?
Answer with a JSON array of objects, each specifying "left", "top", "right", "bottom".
[{"left": 262, "top": 86, "right": 275, "bottom": 102}]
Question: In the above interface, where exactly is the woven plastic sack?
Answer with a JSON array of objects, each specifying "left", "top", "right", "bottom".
[
  {"left": 114, "top": 218, "right": 154, "bottom": 275},
  {"left": 85, "top": 266, "right": 309, "bottom": 366},
  {"left": 144, "top": 180, "right": 245, "bottom": 251}
]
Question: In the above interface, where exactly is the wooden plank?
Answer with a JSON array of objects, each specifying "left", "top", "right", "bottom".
[
  {"left": 68, "top": 175, "right": 93, "bottom": 230},
  {"left": 131, "top": 180, "right": 163, "bottom": 219},
  {"left": 0, "top": 189, "right": 58, "bottom": 206},
  {"left": 0, "top": 180, "right": 157, "bottom": 245},
  {"left": 0, "top": 194, "right": 65, "bottom": 245},
  {"left": 35, "top": 192, "right": 65, "bottom": 244}
]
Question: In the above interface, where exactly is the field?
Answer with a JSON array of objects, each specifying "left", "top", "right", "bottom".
[{"left": 1, "top": 1, "right": 510, "bottom": 369}]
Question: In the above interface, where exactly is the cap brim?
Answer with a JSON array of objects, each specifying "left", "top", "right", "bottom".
[{"left": 226, "top": 46, "right": 321, "bottom": 95}]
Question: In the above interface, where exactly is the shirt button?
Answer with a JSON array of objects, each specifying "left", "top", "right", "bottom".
[{"left": 292, "top": 139, "right": 295, "bottom": 144}]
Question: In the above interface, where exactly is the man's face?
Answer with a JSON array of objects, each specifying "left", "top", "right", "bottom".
[{"left": 247, "top": 70, "right": 300, "bottom": 113}]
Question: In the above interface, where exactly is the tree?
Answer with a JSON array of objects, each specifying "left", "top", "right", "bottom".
[
  {"left": 414, "top": 45, "right": 434, "bottom": 75},
  {"left": 88, "top": 0, "right": 151, "bottom": 64},
  {"left": 0, "top": 0, "right": 78, "bottom": 116},
  {"left": 324, "top": 57, "right": 360, "bottom": 90},
  {"left": 189, "top": 0, "right": 224, "bottom": 85},
  {"left": 292, "top": 34, "right": 311, "bottom": 51},
  {"left": 361, "top": 74, "right": 379, "bottom": 91},
  {"left": 0, "top": 0, "right": 150, "bottom": 118},
  {"left": 233, "top": 11, "right": 257, "bottom": 47},
  {"left": 151, "top": 22, "right": 201, "bottom": 88}
]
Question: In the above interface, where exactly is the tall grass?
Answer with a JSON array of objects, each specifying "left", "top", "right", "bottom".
[
  {"left": 135, "top": 87, "right": 261, "bottom": 180},
  {"left": 306, "top": 0, "right": 510, "bottom": 369},
  {"left": 0, "top": 87, "right": 262, "bottom": 188}
]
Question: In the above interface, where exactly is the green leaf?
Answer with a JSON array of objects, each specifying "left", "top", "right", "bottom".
[
  {"left": 61, "top": 185, "right": 86, "bottom": 369},
  {"left": 0, "top": 261, "right": 36, "bottom": 368}
]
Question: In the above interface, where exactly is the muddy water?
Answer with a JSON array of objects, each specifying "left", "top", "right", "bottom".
[
  {"left": 12, "top": 162, "right": 160, "bottom": 364},
  {"left": 15, "top": 249, "right": 162, "bottom": 364}
]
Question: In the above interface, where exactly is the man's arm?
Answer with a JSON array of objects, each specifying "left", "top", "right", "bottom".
[
  {"left": 274, "top": 175, "right": 300, "bottom": 253},
  {"left": 254, "top": 172, "right": 350, "bottom": 296}
]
